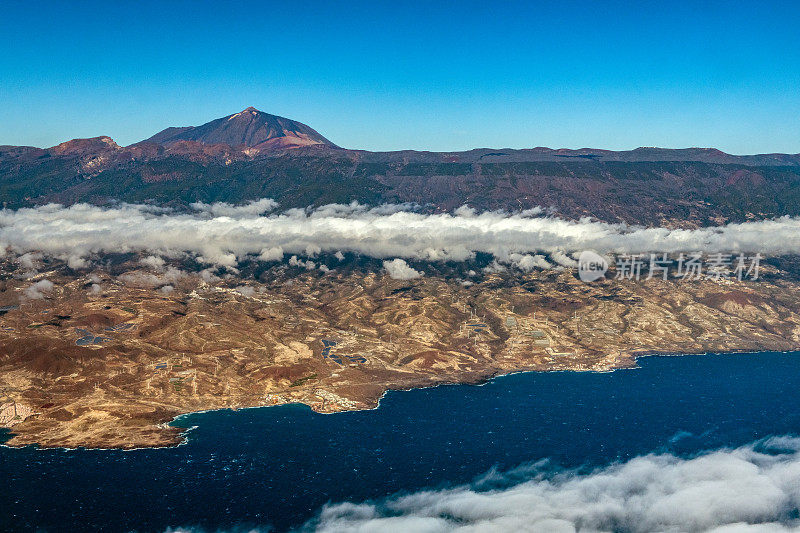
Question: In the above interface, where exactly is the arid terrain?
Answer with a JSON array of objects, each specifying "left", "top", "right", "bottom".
[
  {"left": 3, "top": 107, "right": 800, "bottom": 449},
  {"left": 1, "top": 256, "right": 799, "bottom": 449}
]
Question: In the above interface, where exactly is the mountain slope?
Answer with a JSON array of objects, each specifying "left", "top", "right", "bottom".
[
  {"left": 141, "top": 107, "right": 337, "bottom": 150},
  {"left": 2, "top": 108, "right": 800, "bottom": 225}
]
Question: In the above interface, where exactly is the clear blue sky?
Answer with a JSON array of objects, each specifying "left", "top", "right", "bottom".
[{"left": 2, "top": 0, "right": 799, "bottom": 153}]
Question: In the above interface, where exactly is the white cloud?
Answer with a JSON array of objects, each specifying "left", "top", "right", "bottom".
[
  {"left": 235, "top": 285, "right": 256, "bottom": 297},
  {"left": 199, "top": 268, "right": 220, "bottom": 283},
  {"left": 17, "top": 252, "right": 41, "bottom": 272},
  {"left": 310, "top": 437, "right": 800, "bottom": 533},
  {"left": 520, "top": 206, "right": 546, "bottom": 217},
  {"left": 189, "top": 198, "right": 278, "bottom": 217},
  {"left": 383, "top": 258, "right": 422, "bottom": 280},
  {"left": 23, "top": 279, "right": 54, "bottom": 300},
  {"left": 118, "top": 267, "right": 186, "bottom": 288},
  {"left": 198, "top": 251, "right": 237, "bottom": 267},
  {"left": 510, "top": 253, "right": 551, "bottom": 272},
  {"left": 551, "top": 250, "right": 578, "bottom": 268},
  {"left": 67, "top": 254, "right": 89, "bottom": 269},
  {"left": 289, "top": 255, "right": 316, "bottom": 270},
  {"left": 1, "top": 201, "right": 799, "bottom": 268},
  {"left": 258, "top": 246, "right": 284, "bottom": 262},
  {"left": 483, "top": 260, "right": 506, "bottom": 274},
  {"left": 139, "top": 255, "right": 165, "bottom": 270},
  {"left": 453, "top": 205, "right": 477, "bottom": 217}
]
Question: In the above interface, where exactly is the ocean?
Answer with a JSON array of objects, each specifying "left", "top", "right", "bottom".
[{"left": 3, "top": 351, "right": 800, "bottom": 532}]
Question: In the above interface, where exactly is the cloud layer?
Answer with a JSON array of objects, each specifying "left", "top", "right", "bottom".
[
  {"left": 2, "top": 200, "right": 800, "bottom": 267},
  {"left": 307, "top": 437, "right": 800, "bottom": 533}
]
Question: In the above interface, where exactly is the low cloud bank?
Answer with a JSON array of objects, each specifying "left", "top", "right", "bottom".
[
  {"left": 307, "top": 437, "right": 800, "bottom": 533},
  {"left": 2, "top": 200, "right": 800, "bottom": 267}
]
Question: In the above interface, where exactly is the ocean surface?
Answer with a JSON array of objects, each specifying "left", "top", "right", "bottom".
[{"left": 3, "top": 351, "right": 800, "bottom": 532}]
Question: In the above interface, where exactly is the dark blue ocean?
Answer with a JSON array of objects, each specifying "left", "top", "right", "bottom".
[{"left": 3, "top": 351, "right": 800, "bottom": 532}]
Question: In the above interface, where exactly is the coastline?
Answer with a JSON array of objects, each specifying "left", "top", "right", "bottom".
[{"left": 5, "top": 348, "right": 797, "bottom": 452}]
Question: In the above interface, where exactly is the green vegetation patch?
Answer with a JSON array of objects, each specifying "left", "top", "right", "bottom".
[{"left": 289, "top": 373, "right": 318, "bottom": 387}]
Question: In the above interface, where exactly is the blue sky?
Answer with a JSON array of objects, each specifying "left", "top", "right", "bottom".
[{"left": 1, "top": 0, "right": 799, "bottom": 153}]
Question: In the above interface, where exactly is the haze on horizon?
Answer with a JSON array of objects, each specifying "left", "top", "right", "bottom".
[{"left": 1, "top": 0, "right": 799, "bottom": 154}]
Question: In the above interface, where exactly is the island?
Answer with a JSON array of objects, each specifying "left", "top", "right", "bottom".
[{"left": 2, "top": 258, "right": 798, "bottom": 449}]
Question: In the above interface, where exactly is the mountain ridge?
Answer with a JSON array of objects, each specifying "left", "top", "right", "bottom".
[
  {"left": 2, "top": 108, "right": 800, "bottom": 227},
  {"left": 140, "top": 107, "right": 337, "bottom": 151},
  {"left": 3, "top": 106, "right": 798, "bottom": 163}
]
